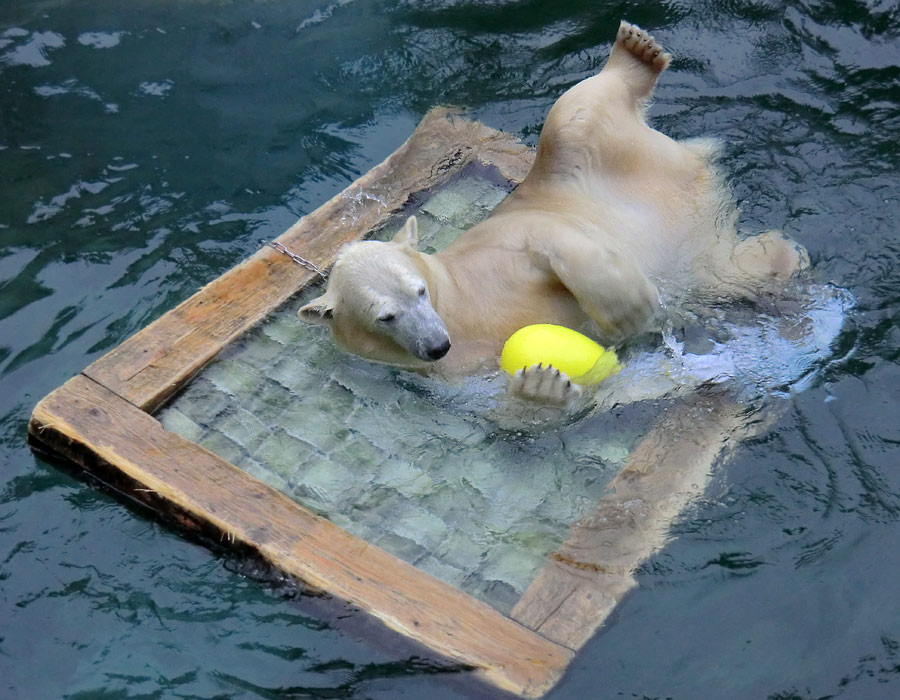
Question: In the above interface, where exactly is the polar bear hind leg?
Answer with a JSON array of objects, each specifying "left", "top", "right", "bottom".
[
  {"left": 557, "top": 21, "right": 671, "bottom": 120},
  {"left": 730, "top": 230, "right": 811, "bottom": 282},
  {"left": 603, "top": 21, "right": 672, "bottom": 102},
  {"left": 526, "top": 22, "right": 679, "bottom": 190}
]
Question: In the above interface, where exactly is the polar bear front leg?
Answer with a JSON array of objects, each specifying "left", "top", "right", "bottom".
[
  {"left": 537, "top": 232, "right": 661, "bottom": 343},
  {"left": 508, "top": 364, "right": 582, "bottom": 404}
]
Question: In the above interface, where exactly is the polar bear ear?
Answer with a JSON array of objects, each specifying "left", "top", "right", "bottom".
[
  {"left": 391, "top": 215, "right": 419, "bottom": 250},
  {"left": 298, "top": 294, "right": 335, "bottom": 326}
]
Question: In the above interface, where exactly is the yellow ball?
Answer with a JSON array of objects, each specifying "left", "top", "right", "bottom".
[{"left": 500, "top": 324, "right": 620, "bottom": 386}]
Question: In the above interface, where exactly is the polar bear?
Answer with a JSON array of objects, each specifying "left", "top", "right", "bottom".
[{"left": 299, "top": 21, "right": 808, "bottom": 394}]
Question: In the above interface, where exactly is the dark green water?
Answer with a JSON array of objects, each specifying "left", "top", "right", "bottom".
[{"left": 2, "top": 1, "right": 899, "bottom": 698}]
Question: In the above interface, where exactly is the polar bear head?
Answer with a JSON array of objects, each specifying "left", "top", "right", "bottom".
[{"left": 299, "top": 216, "right": 451, "bottom": 367}]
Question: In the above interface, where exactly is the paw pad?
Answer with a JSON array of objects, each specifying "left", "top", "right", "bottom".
[
  {"left": 617, "top": 20, "right": 671, "bottom": 71},
  {"left": 508, "top": 363, "right": 582, "bottom": 404}
]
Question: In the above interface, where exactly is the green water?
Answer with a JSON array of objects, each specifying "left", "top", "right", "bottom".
[{"left": 2, "top": 1, "right": 899, "bottom": 698}]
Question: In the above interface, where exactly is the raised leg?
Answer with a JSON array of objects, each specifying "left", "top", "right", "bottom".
[
  {"left": 546, "top": 20, "right": 672, "bottom": 124},
  {"left": 602, "top": 21, "right": 672, "bottom": 105},
  {"left": 524, "top": 21, "right": 679, "bottom": 191}
]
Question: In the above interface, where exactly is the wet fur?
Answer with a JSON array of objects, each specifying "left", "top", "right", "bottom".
[{"left": 300, "top": 21, "right": 809, "bottom": 377}]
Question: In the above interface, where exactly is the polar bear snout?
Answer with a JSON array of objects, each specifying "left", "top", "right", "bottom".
[
  {"left": 408, "top": 321, "right": 452, "bottom": 362},
  {"left": 386, "top": 300, "right": 451, "bottom": 363},
  {"left": 423, "top": 337, "right": 451, "bottom": 361}
]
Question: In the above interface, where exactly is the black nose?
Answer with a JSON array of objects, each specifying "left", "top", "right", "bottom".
[{"left": 426, "top": 339, "right": 451, "bottom": 361}]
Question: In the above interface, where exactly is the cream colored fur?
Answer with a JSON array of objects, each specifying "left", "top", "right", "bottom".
[{"left": 300, "top": 21, "right": 809, "bottom": 379}]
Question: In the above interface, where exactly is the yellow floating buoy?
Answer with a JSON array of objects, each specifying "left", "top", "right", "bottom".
[{"left": 500, "top": 324, "right": 620, "bottom": 386}]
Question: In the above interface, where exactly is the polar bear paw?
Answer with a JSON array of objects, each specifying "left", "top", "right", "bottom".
[
  {"left": 617, "top": 21, "right": 671, "bottom": 72},
  {"left": 508, "top": 363, "right": 583, "bottom": 404}
]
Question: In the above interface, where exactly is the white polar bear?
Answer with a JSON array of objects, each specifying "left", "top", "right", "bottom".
[{"left": 300, "top": 21, "right": 808, "bottom": 394}]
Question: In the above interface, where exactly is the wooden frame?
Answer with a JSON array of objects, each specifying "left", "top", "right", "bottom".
[{"left": 28, "top": 109, "right": 744, "bottom": 697}]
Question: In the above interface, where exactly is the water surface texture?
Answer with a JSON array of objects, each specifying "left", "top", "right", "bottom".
[{"left": 2, "top": 2, "right": 899, "bottom": 699}]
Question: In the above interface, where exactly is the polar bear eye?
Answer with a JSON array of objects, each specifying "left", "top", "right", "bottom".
[
  {"left": 378, "top": 312, "right": 396, "bottom": 323},
  {"left": 418, "top": 286, "right": 427, "bottom": 297}
]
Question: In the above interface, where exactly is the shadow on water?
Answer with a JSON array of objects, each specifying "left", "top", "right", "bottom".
[{"left": 1, "top": 1, "right": 899, "bottom": 699}]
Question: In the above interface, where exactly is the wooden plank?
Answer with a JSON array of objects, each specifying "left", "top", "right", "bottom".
[
  {"left": 82, "top": 108, "right": 534, "bottom": 413},
  {"left": 511, "top": 392, "right": 749, "bottom": 649},
  {"left": 29, "top": 374, "right": 572, "bottom": 698}
]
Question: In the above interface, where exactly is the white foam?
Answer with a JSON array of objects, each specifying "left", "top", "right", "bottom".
[{"left": 597, "top": 284, "right": 854, "bottom": 408}]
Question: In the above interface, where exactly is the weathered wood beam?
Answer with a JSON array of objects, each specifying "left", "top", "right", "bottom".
[{"left": 512, "top": 392, "right": 748, "bottom": 649}]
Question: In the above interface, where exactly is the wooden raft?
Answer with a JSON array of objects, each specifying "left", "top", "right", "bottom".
[{"left": 28, "top": 109, "right": 745, "bottom": 697}]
